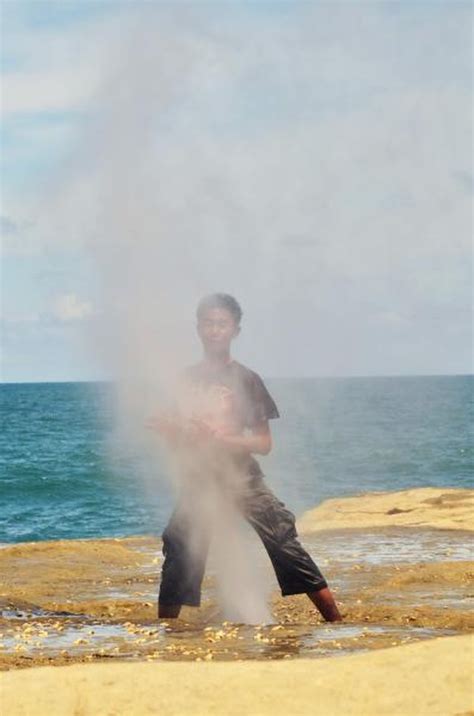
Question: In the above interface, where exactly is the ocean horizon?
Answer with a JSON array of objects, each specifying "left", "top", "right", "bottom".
[{"left": 2, "top": 372, "right": 472, "bottom": 384}]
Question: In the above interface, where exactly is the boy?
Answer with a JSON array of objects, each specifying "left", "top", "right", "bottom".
[{"left": 149, "top": 294, "right": 341, "bottom": 622}]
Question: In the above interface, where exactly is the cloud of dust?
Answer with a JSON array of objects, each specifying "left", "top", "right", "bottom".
[
  {"left": 165, "top": 440, "right": 272, "bottom": 624},
  {"left": 65, "top": 9, "right": 283, "bottom": 623}
]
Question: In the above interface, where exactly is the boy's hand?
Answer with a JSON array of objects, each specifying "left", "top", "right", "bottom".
[
  {"left": 146, "top": 414, "right": 217, "bottom": 446},
  {"left": 145, "top": 414, "right": 183, "bottom": 442},
  {"left": 146, "top": 414, "right": 237, "bottom": 449},
  {"left": 186, "top": 418, "right": 218, "bottom": 443},
  {"left": 188, "top": 419, "right": 238, "bottom": 442}
]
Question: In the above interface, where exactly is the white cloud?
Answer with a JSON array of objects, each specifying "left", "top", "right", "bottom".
[
  {"left": 1, "top": 7, "right": 119, "bottom": 116},
  {"left": 51, "top": 293, "right": 93, "bottom": 322},
  {"left": 1, "top": 311, "right": 41, "bottom": 325},
  {"left": 1, "top": 69, "right": 99, "bottom": 114},
  {"left": 374, "top": 311, "right": 410, "bottom": 327}
]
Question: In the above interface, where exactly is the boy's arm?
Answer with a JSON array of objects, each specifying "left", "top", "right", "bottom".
[
  {"left": 146, "top": 414, "right": 272, "bottom": 455},
  {"left": 145, "top": 414, "right": 185, "bottom": 444},
  {"left": 213, "top": 420, "right": 272, "bottom": 456},
  {"left": 146, "top": 414, "right": 221, "bottom": 447}
]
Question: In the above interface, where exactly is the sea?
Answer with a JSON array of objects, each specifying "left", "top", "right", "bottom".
[{"left": 1, "top": 375, "right": 472, "bottom": 544}]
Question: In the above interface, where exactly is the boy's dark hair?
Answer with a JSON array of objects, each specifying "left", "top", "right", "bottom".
[{"left": 196, "top": 293, "right": 243, "bottom": 325}]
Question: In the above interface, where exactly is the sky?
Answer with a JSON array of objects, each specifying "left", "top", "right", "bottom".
[{"left": 1, "top": 0, "right": 472, "bottom": 382}]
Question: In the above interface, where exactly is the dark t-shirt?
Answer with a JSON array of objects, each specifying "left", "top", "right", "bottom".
[{"left": 177, "top": 360, "right": 279, "bottom": 476}]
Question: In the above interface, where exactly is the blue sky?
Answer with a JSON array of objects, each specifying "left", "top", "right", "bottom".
[{"left": 1, "top": 1, "right": 472, "bottom": 382}]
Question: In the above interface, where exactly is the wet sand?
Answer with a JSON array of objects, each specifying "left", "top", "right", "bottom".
[
  {"left": 1, "top": 487, "right": 472, "bottom": 713},
  {"left": 0, "top": 530, "right": 472, "bottom": 668}
]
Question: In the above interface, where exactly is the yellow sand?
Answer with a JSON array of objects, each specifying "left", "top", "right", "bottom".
[
  {"left": 298, "top": 487, "right": 474, "bottom": 533},
  {"left": 2, "top": 635, "right": 472, "bottom": 716}
]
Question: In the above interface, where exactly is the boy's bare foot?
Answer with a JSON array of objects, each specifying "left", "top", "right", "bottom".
[
  {"left": 307, "top": 587, "right": 342, "bottom": 622},
  {"left": 158, "top": 604, "right": 181, "bottom": 619}
]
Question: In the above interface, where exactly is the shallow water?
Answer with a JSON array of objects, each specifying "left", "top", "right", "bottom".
[
  {"left": 0, "top": 525, "right": 472, "bottom": 669},
  {"left": 302, "top": 527, "right": 473, "bottom": 566},
  {"left": 0, "top": 616, "right": 457, "bottom": 663}
]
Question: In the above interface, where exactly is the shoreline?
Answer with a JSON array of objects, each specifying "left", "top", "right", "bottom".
[{"left": 1, "top": 486, "right": 472, "bottom": 551}]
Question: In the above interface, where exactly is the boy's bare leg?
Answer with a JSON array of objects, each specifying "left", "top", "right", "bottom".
[
  {"left": 307, "top": 587, "right": 342, "bottom": 622},
  {"left": 158, "top": 604, "right": 181, "bottom": 619}
]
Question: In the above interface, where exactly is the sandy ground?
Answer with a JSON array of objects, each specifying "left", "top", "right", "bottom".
[
  {"left": 2, "top": 634, "right": 472, "bottom": 716},
  {"left": 1, "top": 487, "right": 472, "bottom": 714},
  {"left": 298, "top": 487, "right": 474, "bottom": 533}
]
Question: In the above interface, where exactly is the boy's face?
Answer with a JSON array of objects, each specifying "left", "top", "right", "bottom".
[{"left": 197, "top": 307, "right": 240, "bottom": 355}]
